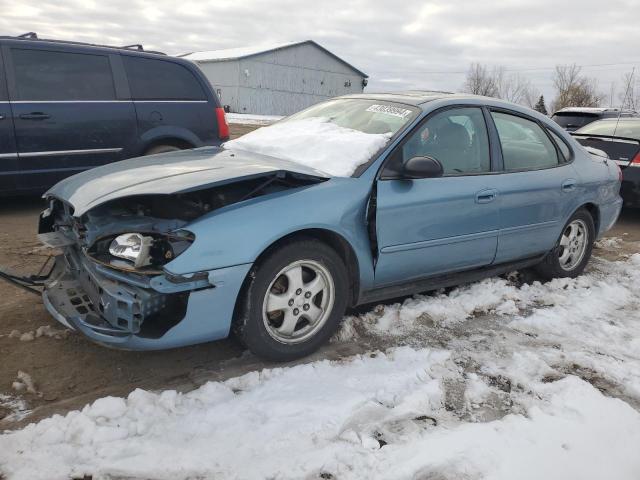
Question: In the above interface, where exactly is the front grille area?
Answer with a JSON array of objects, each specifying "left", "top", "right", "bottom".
[{"left": 62, "top": 247, "right": 168, "bottom": 334}]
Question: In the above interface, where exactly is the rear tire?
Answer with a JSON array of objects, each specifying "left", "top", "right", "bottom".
[
  {"left": 144, "top": 144, "right": 182, "bottom": 155},
  {"left": 535, "top": 208, "right": 595, "bottom": 280},
  {"left": 234, "top": 239, "right": 349, "bottom": 362}
]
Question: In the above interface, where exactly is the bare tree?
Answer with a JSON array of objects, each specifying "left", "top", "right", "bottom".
[
  {"left": 551, "top": 64, "right": 604, "bottom": 112},
  {"left": 463, "top": 63, "right": 500, "bottom": 97},
  {"left": 618, "top": 72, "right": 639, "bottom": 110},
  {"left": 497, "top": 70, "right": 538, "bottom": 107},
  {"left": 462, "top": 63, "right": 538, "bottom": 107}
]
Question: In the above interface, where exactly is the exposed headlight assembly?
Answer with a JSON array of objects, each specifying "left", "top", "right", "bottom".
[
  {"left": 88, "top": 230, "right": 194, "bottom": 273},
  {"left": 109, "top": 233, "right": 154, "bottom": 268}
]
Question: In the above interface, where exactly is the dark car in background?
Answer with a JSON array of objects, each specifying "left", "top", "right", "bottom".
[
  {"left": 0, "top": 33, "right": 229, "bottom": 196},
  {"left": 552, "top": 107, "right": 638, "bottom": 132},
  {"left": 573, "top": 118, "right": 640, "bottom": 208}
]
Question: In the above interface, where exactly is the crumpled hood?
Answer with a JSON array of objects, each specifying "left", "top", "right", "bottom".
[{"left": 46, "top": 146, "right": 329, "bottom": 216}]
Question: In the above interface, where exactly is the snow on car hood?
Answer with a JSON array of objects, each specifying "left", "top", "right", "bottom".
[
  {"left": 224, "top": 117, "right": 392, "bottom": 177},
  {"left": 45, "top": 147, "right": 328, "bottom": 216}
]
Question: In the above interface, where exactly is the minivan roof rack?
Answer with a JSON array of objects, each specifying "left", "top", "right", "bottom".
[
  {"left": 2, "top": 33, "right": 166, "bottom": 55},
  {"left": 122, "top": 44, "right": 144, "bottom": 51}
]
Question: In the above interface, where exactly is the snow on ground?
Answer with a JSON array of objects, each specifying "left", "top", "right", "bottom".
[
  {"left": 1, "top": 254, "right": 640, "bottom": 479},
  {"left": 225, "top": 113, "right": 283, "bottom": 125},
  {"left": 224, "top": 117, "right": 391, "bottom": 176}
]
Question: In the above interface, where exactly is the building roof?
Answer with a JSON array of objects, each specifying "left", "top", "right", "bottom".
[{"left": 180, "top": 40, "right": 368, "bottom": 78}]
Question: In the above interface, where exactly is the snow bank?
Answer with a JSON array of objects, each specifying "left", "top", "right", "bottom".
[
  {"left": 224, "top": 117, "right": 391, "bottom": 176},
  {"left": 2, "top": 255, "right": 640, "bottom": 479},
  {"left": 225, "top": 113, "right": 282, "bottom": 125},
  {"left": 1, "top": 347, "right": 640, "bottom": 480}
]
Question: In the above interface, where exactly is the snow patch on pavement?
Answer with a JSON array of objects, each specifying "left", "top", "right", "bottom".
[
  {"left": 224, "top": 117, "right": 391, "bottom": 176},
  {"left": 1, "top": 255, "right": 640, "bottom": 479},
  {"left": 225, "top": 113, "right": 282, "bottom": 125}
]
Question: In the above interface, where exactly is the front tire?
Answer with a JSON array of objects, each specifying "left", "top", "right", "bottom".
[
  {"left": 535, "top": 209, "right": 595, "bottom": 280},
  {"left": 235, "top": 239, "right": 349, "bottom": 362}
]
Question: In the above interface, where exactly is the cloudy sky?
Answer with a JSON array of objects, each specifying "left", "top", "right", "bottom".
[{"left": 2, "top": 0, "right": 639, "bottom": 107}]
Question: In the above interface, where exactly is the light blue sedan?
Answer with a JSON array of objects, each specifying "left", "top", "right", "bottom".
[{"left": 39, "top": 92, "right": 623, "bottom": 360}]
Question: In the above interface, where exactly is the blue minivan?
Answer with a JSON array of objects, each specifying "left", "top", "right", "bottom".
[{"left": 0, "top": 33, "right": 229, "bottom": 195}]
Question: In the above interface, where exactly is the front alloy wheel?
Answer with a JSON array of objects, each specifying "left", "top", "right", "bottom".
[
  {"left": 235, "top": 238, "right": 348, "bottom": 361},
  {"left": 263, "top": 260, "right": 335, "bottom": 344}
]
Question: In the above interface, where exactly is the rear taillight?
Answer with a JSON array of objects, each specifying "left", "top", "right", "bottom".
[
  {"left": 215, "top": 107, "right": 229, "bottom": 141},
  {"left": 632, "top": 151, "right": 640, "bottom": 165}
]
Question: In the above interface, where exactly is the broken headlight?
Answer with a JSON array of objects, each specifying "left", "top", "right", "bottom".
[
  {"left": 109, "top": 233, "right": 154, "bottom": 268},
  {"left": 88, "top": 230, "right": 195, "bottom": 273}
]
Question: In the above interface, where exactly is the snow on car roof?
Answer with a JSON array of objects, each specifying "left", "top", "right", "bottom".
[{"left": 554, "top": 107, "right": 638, "bottom": 114}]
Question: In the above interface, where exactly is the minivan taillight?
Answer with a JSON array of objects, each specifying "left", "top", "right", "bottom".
[
  {"left": 631, "top": 151, "right": 640, "bottom": 165},
  {"left": 215, "top": 107, "right": 229, "bottom": 141}
]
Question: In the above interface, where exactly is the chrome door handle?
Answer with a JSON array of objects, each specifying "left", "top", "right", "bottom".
[{"left": 0, "top": 115, "right": 4, "bottom": 120}]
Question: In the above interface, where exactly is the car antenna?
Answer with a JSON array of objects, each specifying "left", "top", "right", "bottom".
[{"left": 614, "top": 67, "right": 635, "bottom": 136}]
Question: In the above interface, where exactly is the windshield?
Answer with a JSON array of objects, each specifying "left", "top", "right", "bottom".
[
  {"left": 551, "top": 113, "right": 599, "bottom": 129},
  {"left": 575, "top": 119, "right": 640, "bottom": 140},
  {"left": 225, "top": 99, "right": 420, "bottom": 177},
  {"left": 281, "top": 98, "right": 420, "bottom": 136}
]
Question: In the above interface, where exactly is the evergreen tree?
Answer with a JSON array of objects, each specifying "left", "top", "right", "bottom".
[{"left": 534, "top": 95, "right": 548, "bottom": 115}]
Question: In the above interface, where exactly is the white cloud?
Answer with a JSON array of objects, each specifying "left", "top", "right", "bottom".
[{"left": 0, "top": 0, "right": 638, "bottom": 107}]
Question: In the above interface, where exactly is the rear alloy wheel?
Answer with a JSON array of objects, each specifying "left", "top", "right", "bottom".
[
  {"left": 235, "top": 239, "right": 348, "bottom": 361},
  {"left": 535, "top": 209, "right": 595, "bottom": 279}
]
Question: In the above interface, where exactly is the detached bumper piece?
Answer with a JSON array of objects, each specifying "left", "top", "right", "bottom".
[{"left": 43, "top": 248, "right": 204, "bottom": 344}]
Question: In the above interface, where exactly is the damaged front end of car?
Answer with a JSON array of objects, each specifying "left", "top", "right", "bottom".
[{"left": 36, "top": 155, "right": 328, "bottom": 349}]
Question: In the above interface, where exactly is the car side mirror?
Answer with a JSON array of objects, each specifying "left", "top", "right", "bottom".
[{"left": 402, "top": 156, "right": 444, "bottom": 179}]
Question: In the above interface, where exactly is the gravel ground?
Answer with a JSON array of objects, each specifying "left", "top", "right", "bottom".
[{"left": 1, "top": 129, "right": 639, "bottom": 429}]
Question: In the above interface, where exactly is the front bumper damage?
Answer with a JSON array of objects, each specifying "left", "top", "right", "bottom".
[{"left": 42, "top": 247, "right": 252, "bottom": 350}]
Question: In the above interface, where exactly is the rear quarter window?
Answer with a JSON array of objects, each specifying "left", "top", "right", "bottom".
[
  {"left": 547, "top": 129, "right": 572, "bottom": 161},
  {"left": 123, "top": 56, "right": 206, "bottom": 101},
  {"left": 10, "top": 48, "right": 115, "bottom": 101}
]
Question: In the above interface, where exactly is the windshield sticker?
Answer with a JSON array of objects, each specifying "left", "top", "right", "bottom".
[{"left": 366, "top": 104, "right": 412, "bottom": 119}]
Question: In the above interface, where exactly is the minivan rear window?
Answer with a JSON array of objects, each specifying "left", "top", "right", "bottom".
[
  {"left": 123, "top": 56, "right": 206, "bottom": 101},
  {"left": 11, "top": 48, "right": 116, "bottom": 101},
  {"left": 551, "top": 113, "right": 598, "bottom": 129}
]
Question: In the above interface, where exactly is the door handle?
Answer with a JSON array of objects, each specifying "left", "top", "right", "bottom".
[
  {"left": 0, "top": 115, "right": 4, "bottom": 120},
  {"left": 561, "top": 179, "right": 577, "bottom": 192},
  {"left": 19, "top": 112, "right": 50, "bottom": 120},
  {"left": 475, "top": 189, "right": 498, "bottom": 204}
]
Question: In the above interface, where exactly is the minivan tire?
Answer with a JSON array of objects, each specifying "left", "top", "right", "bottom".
[
  {"left": 144, "top": 145, "right": 182, "bottom": 155},
  {"left": 234, "top": 239, "right": 349, "bottom": 362}
]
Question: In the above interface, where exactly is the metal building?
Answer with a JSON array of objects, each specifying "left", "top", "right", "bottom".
[{"left": 181, "top": 40, "right": 368, "bottom": 116}]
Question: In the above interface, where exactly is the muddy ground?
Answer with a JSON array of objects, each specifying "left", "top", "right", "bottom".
[{"left": 1, "top": 127, "right": 639, "bottom": 429}]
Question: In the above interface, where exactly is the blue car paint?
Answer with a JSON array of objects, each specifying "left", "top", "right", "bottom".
[
  {"left": 41, "top": 93, "right": 623, "bottom": 350},
  {"left": 44, "top": 263, "right": 251, "bottom": 350}
]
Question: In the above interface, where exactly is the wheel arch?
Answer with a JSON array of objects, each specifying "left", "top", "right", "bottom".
[
  {"left": 141, "top": 136, "right": 195, "bottom": 155},
  {"left": 237, "top": 228, "right": 361, "bottom": 311},
  {"left": 580, "top": 202, "right": 600, "bottom": 235}
]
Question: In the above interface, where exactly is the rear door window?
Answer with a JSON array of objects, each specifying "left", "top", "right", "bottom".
[
  {"left": 491, "top": 111, "right": 560, "bottom": 171},
  {"left": 11, "top": 48, "right": 116, "bottom": 101},
  {"left": 123, "top": 56, "right": 205, "bottom": 100}
]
